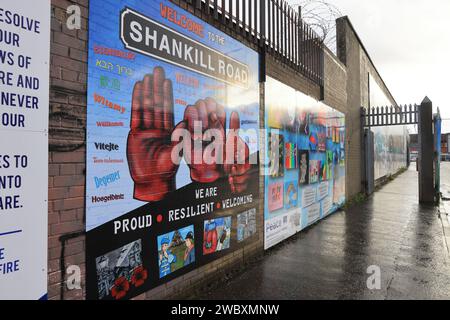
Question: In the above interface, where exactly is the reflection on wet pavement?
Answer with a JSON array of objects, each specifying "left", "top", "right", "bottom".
[{"left": 193, "top": 163, "right": 450, "bottom": 300}]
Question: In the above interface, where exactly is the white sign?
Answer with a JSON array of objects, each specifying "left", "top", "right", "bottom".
[
  {"left": 322, "top": 196, "right": 332, "bottom": 217},
  {"left": 264, "top": 209, "right": 300, "bottom": 250},
  {"left": 305, "top": 203, "right": 321, "bottom": 226},
  {"left": 317, "top": 181, "right": 329, "bottom": 200},
  {"left": 302, "top": 186, "right": 316, "bottom": 208},
  {"left": 0, "top": 0, "right": 50, "bottom": 300}
]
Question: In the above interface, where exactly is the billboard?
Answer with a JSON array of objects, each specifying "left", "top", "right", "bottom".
[
  {"left": 264, "top": 77, "right": 345, "bottom": 249},
  {"left": 86, "top": 0, "right": 260, "bottom": 300},
  {"left": 0, "top": 0, "right": 50, "bottom": 299}
]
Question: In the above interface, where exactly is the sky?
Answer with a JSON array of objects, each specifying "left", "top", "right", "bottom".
[{"left": 288, "top": 0, "right": 450, "bottom": 133}]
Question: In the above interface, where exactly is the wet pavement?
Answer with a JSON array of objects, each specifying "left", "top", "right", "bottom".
[{"left": 193, "top": 164, "right": 450, "bottom": 300}]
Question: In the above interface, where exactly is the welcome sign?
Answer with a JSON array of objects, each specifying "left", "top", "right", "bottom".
[{"left": 120, "top": 8, "right": 250, "bottom": 88}]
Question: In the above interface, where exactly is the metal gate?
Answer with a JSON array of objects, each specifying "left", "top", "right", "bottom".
[{"left": 361, "top": 97, "right": 440, "bottom": 204}]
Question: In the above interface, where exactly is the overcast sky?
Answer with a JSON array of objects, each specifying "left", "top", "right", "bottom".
[{"left": 289, "top": 0, "right": 450, "bottom": 133}]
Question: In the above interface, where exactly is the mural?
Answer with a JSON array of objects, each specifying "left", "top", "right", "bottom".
[
  {"left": 369, "top": 75, "right": 408, "bottom": 180},
  {"left": 95, "top": 240, "right": 144, "bottom": 300},
  {"left": 85, "top": 0, "right": 260, "bottom": 300},
  {"left": 264, "top": 77, "right": 346, "bottom": 250},
  {"left": 373, "top": 126, "right": 408, "bottom": 180}
]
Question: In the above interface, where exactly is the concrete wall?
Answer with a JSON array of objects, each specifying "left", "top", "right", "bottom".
[
  {"left": 338, "top": 18, "right": 408, "bottom": 182},
  {"left": 336, "top": 16, "right": 404, "bottom": 193},
  {"left": 336, "top": 17, "right": 364, "bottom": 197},
  {"left": 336, "top": 17, "right": 396, "bottom": 109}
]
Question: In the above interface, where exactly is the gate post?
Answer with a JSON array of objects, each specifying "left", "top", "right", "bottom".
[
  {"left": 434, "top": 110, "right": 442, "bottom": 199},
  {"left": 364, "top": 129, "right": 375, "bottom": 195},
  {"left": 418, "top": 97, "right": 435, "bottom": 203},
  {"left": 361, "top": 107, "right": 375, "bottom": 195},
  {"left": 360, "top": 107, "right": 369, "bottom": 194}
]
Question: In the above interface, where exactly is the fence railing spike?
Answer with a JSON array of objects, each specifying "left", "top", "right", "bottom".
[{"left": 176, "top": 0, "right": 324, "bottom": 86}]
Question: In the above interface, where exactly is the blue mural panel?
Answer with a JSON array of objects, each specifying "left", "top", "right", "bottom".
[
  {"left": 86, "top": 0, "right": 260, "bottom": 300},
  {"left": 264, "top": 77, "right": 346, "bottom": 249}
]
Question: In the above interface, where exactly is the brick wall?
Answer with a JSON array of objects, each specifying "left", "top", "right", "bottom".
[
  {"left": 48, "top": 0, "right": 88, "bottom": 300},
  {"left": 323, "top": 48, "right": 347, "bottom": 114},
  {"left": 266, "top": 55, "right": 322, "bottom": 100}
]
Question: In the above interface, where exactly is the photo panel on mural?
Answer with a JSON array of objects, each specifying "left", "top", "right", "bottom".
[
  {"left": 237, "top": 209, "right": 257, "bottom": 243},
  {"left": 309, "top": 160, "right": 321, "bottom": 184},
  {"left": 318, "top": 127, "right": 327, "bottom": 152},
  {"left": 203, "top": 217, "right": 232, "bottom": 255},
  {"left": 285, "top": 142, "right": 298, "bottom": 170},
  {"left": 268, "top": 182, "right": 284, "bottom": 213},
  {"left": 297, "top": 110, "right": 311, "bottom": 136},
  {"left": 264, "top": 77, "right": 346, "bottom": 250},
  {"left": 309, "top": 130, "right": 319, "bottom": 151},
  {"left": 284, "top": 181, "right": 298, "bottom": 209},
  {"left": 298, "top": 150, "right": 310, "bottom": 185},
  {"left": 269, "top": 133, "right": 285, "bottom": 178},
  {"left": 283, "top": 107, "right": 298, "bottom": 133},
  {"left": 95, "top": 240, "right": 146, "bottom": 300},
  {"left": 158, "top": 225, "right": 195, "bottom": 278}
]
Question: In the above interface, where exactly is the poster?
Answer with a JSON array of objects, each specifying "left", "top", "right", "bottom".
[
  {"left": 237, "top": 208, "right": 256, "bottom": 242},
  {"left": 0, "top": 0, "right": 50, "bottom": 300},
  {"left": 86, "top": 0, "right": 260, "bottom": 300},
  {"left": 264, "top": 77, "right": 345, "bottom": 250}
]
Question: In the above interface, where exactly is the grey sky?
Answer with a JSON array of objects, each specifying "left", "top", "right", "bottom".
[{"left": 289, "top": 0, "right": 450, "bottom": 133}]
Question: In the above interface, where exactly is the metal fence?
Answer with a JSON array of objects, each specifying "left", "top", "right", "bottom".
[
  {"left": 362, "top": 105, "right": 419, "bottom": 128},
  {"left": 172, "top": 0, "right": 324, "bottom": 86}
]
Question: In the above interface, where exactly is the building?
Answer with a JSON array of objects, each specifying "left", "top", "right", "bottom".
[
  {"left": 442, "top": 133, "right": 449, "bottom": 154},
  {"left": 410, "top": 133, "right": 449, "bottom": 161}
]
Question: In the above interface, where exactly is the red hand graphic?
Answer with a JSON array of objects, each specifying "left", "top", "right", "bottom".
[
  {"left": 127, "top": 67, "right": 185, "bottom": 202},
  {"left": 203, "top": 228, "right": 218, "bottom": 254},
  {"left": 183, "top": 97, "right": 226, "bottom": 183},
  {"left": 224, "top": 112, "right": 252, "bottom": 193}
]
